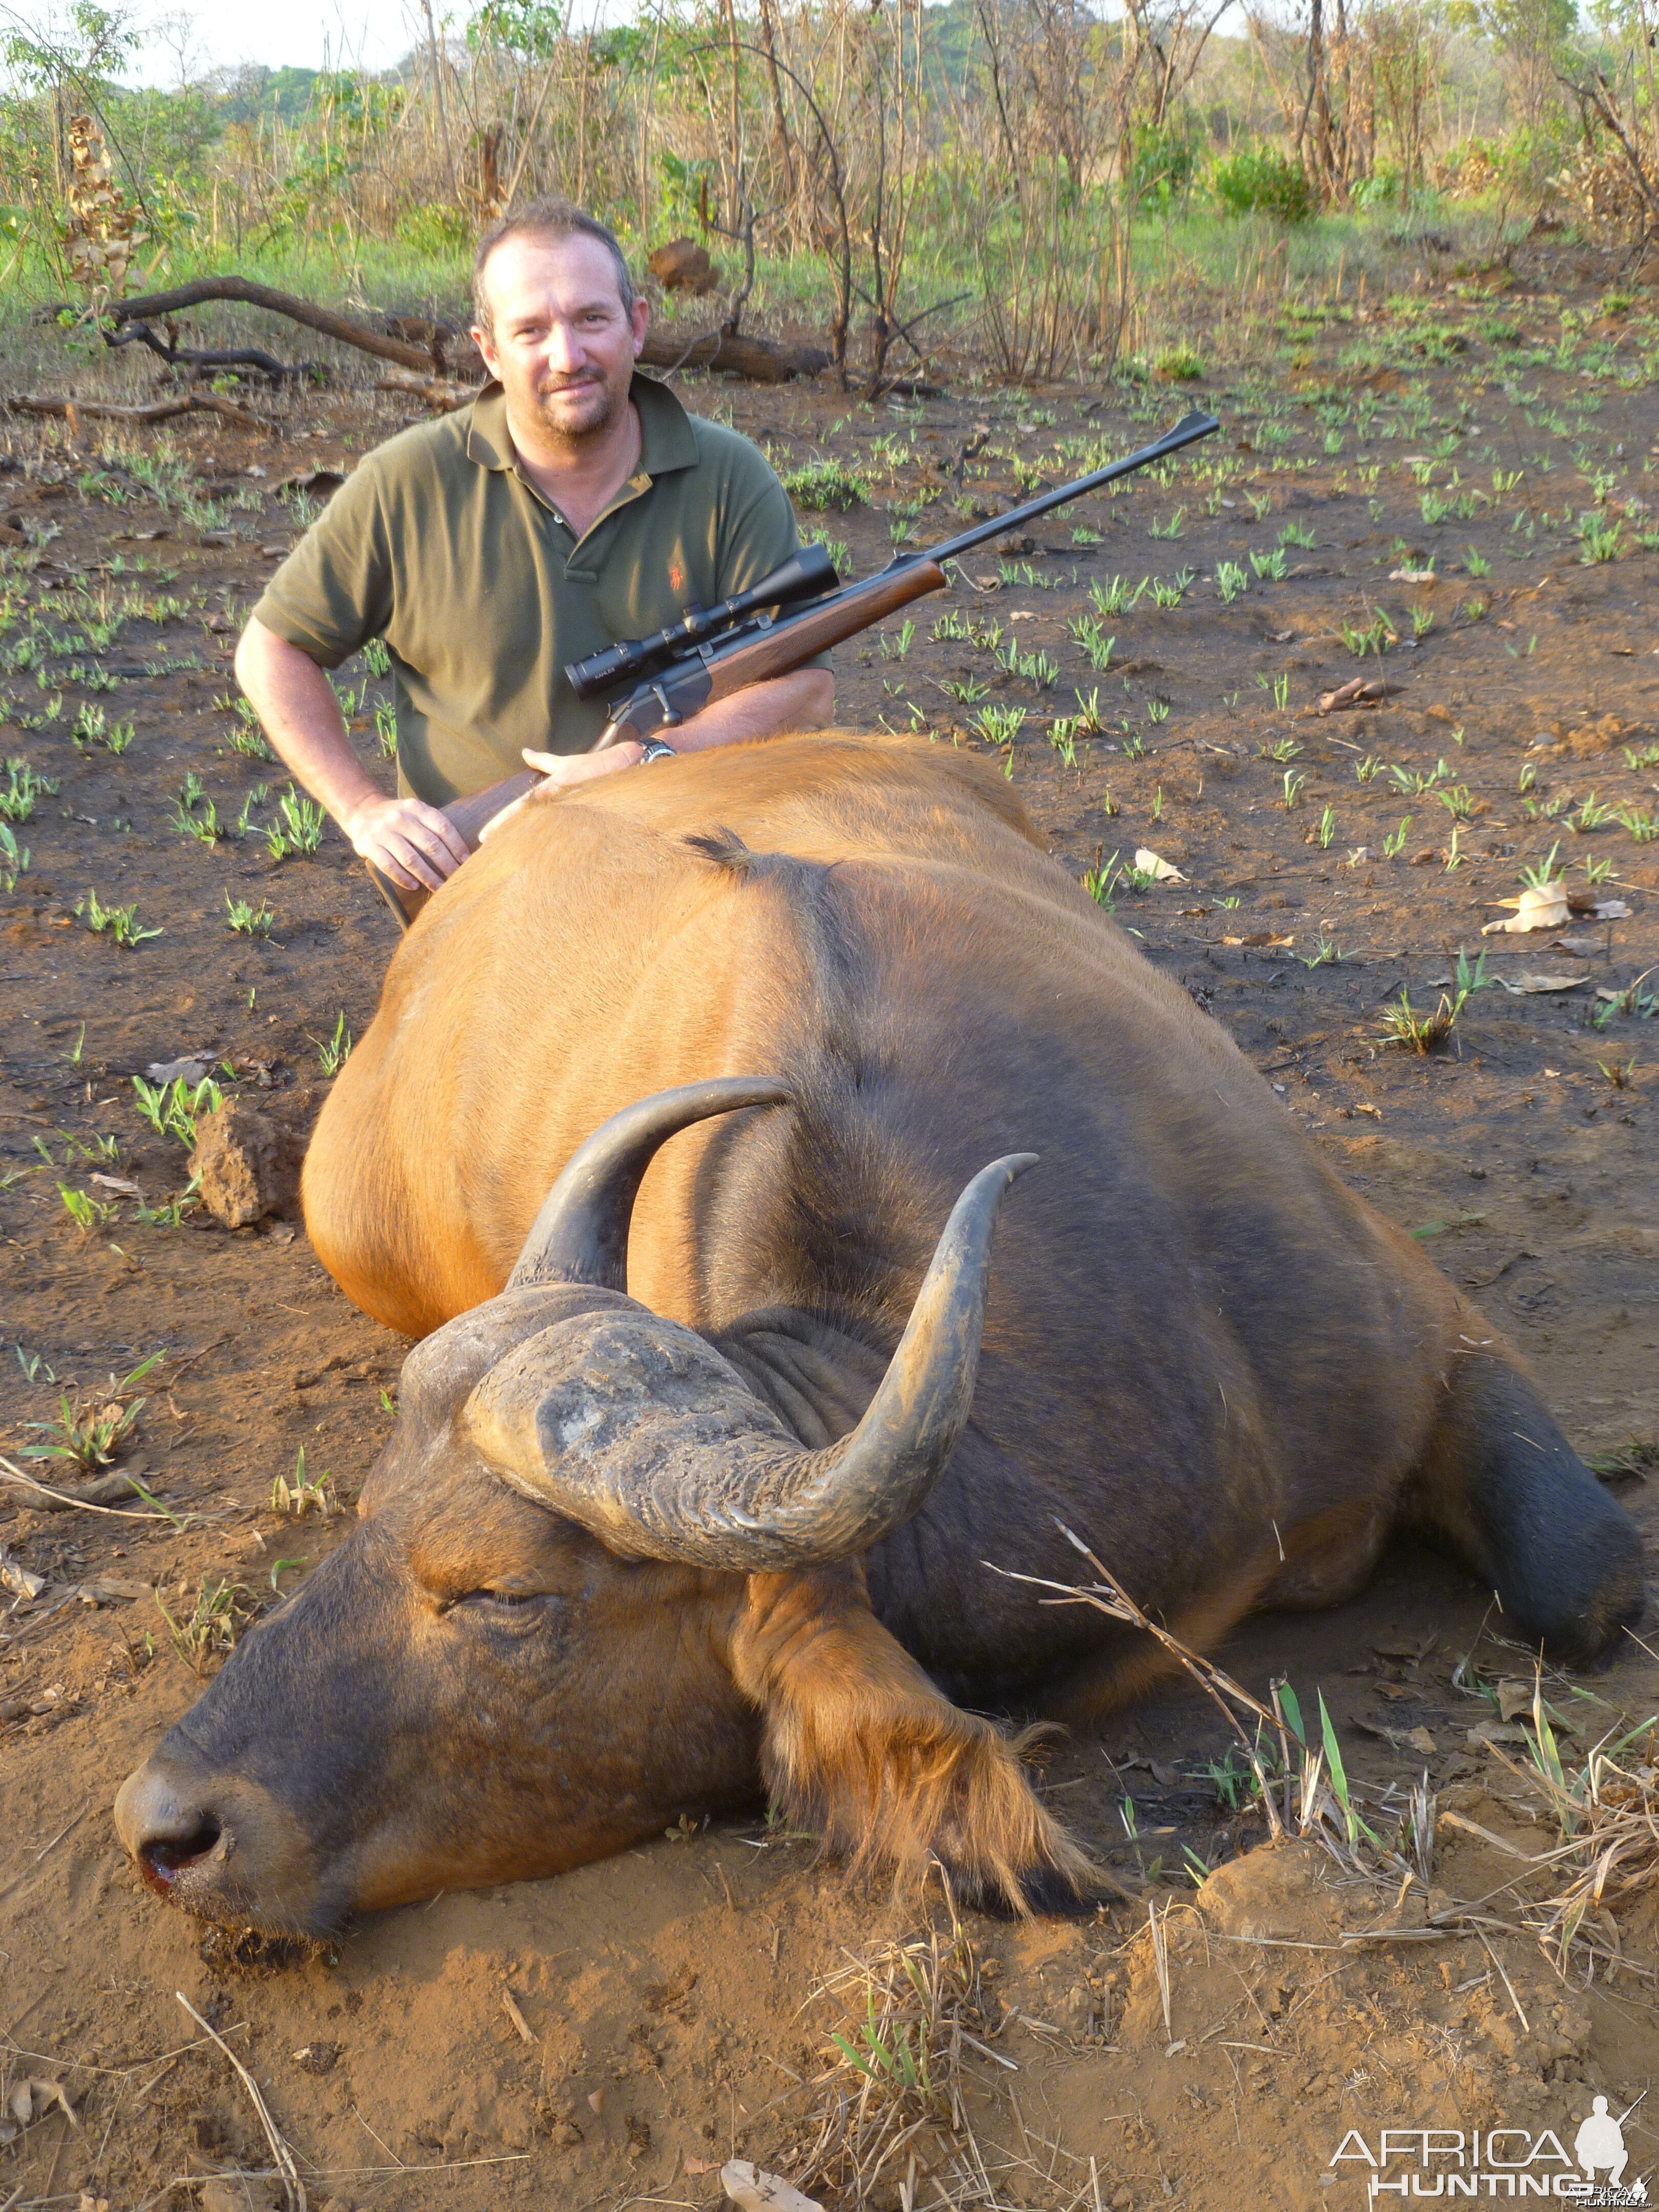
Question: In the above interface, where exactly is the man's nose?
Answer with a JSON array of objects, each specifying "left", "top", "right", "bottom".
[{"left": 543, "top": 320, "right": 584, "bottom": 373}]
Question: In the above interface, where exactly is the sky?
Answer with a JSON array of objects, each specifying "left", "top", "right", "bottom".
[
  {"left": 127, "top": 1, "right": 440, "bottom": 83},
  {"left": 124, "top": 0, "right": 618, "bottom": 83}
]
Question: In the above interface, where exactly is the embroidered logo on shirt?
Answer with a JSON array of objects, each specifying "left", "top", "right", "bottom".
[{"left": 669, "top": 560, "right": 685, "bottom": 593}]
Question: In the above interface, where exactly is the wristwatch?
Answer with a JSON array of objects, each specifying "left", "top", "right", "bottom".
[{"left": 637, "top": 739, "right": 677, "bottom": 764}]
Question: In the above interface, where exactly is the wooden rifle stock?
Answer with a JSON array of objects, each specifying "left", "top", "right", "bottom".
[{"left": 365, "top": 560, "right": 947, "bottom": 932}]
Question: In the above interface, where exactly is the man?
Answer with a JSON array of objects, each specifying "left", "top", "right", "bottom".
[{"left": 235, "top": 198, "right": 834, "bottom": 896}]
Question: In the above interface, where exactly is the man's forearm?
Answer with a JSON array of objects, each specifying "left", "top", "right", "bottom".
[
  {"left": 660, "top": 667, "right": 834, "bottom": 755},
  {"left": 234, "top": 616, "right": 381, "bottom": 825},
  {"left": 235, "top": 614, "right": 469, "bottom": 892}
]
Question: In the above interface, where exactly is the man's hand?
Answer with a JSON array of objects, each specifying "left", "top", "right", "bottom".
[
  {"left": 477, "top": 744, "right": 643, "bottom": 841},
  {"left": 345, "top": 792, "right": 471, "bottom": 892}
]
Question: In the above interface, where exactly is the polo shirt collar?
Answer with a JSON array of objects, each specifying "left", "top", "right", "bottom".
[{"left": 464, "top": 372, "right": 698, "bottom": 479}]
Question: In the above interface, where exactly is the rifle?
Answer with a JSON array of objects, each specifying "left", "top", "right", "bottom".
[{"left": 368, "top": 407, "right": 1220, "bottom": 928}]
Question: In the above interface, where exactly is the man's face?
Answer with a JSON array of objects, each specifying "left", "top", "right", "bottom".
[{"left": 473, "top": 232, "right": 649, "bottom": 452}]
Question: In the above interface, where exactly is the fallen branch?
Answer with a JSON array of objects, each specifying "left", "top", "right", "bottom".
[
  {"left": 50, "top": 274, "right": 831, "bottom": 386},
  {"left": 109, "top": 318, "right": 314, "bottom": 386},
  {"left": 4, "top": 390, "right": 266, "bottom": 431},
  {"left": 61, "top": 274, "right": 443, "bottom": 373},
  {"left": 376, "top": 368, "right": 476, "bottom": 413}
]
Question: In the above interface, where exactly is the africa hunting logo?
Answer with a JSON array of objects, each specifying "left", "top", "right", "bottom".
[{"left": 1322, "top": 2098, "right": 1648, "bottom": 2201}]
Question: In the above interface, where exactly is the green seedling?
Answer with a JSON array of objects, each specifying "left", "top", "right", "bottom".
[
  {"left": 1147, "top": 509, "right": 1185, "bottom": 540},
  {"left": 780, "top": 457, "right": 868, "bottom": 508},
  {"left": 265, "top": 786, "right": 325, "bottom": 861},
  {"left": 1378, "top": 948, "right": 1490, "bottom": 1053},
  {"left": 1146, "top": 698, "right": 1169, "bottom": 724},
  {"left": 131, "top": 1073, "right": 222, "bottom": 1147},
  {"left": 1313, "top": 804, "right": 1336, "bottom": 849},
  {"left": 0, "top": 820, "right": 27, "bottom": 891},
  {"left": 1579, "top": 514, "right": 1621, "bottom": 563},
  {"left": 1382, "top": 816, "right": 1413, "bottom": 858},
  {"left": 313, "top": 1012, "right": 353, "bottom": 1077},
  {"left": 941, "top": 673, "right": 989, "bottom": 706},
  {"left": 1279, "top": 521, "right": 1315, "bottom": 549},
  {"left": 1261, "top": 737, "right": 1301, "bottom": 763},
  {"left": 270, "top": 1446, "right": 337, "bottom": 1519},
  {"left": 1215, "top": 561, "right": 1248, "bottom": 605},
  {"left": 1069, "top": 617, "right": 1116, "bottom": 672},
  {"left": 58, "top": 1182, "right": 115, "bottom": 1235},
  {"left": 972, "top": 705, "right": 1026, "bottom": 748},
  {"left": 20, "top": 1352, "right": 163, "bottom": 1471},
  {"left": 1281, "top": 769, "right": 1309, "bottom": 810},
  {"left": 1518, "top": 842, "right": 1562, "bottom": 890},
  {"left": 1298, "top": 935, "right": 1346, "bottom": 966},
  {"left": 0, "top": 756, "right": 55, "bottom": 821},
  {"left": 1251, "top": 548, "right": 1288, "bottom": 582},
  {"left": 225, "top": 892, "right": 275, "bottom": 937},
  {"left": 77, "top": 889, "right": 160, "bottom": 946},
  {"left": 154, "top": 1576, "right": 246, "bottom": 1676}
]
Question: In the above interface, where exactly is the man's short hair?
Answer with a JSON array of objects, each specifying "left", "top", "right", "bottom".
[{"left": 472, "top": 198, "right": 637, "bottom": 332}]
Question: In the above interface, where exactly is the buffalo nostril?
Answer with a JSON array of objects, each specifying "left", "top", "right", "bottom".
[{"left": 140, "top": 1812, "right": 223, "bottom": 1879}]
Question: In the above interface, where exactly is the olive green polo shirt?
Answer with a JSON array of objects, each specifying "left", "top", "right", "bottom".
[{"left": 253, "top": 374, "right": 811, "bottom": 804}]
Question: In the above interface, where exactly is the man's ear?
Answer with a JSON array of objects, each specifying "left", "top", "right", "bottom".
[
  {"left": 630, "top": 293, "right": 649, "bottom": 359},
  {"left": 471, "top": 323, "right": 500, "bottom": 379},
  {"left": 726, "top": 1564, "right": 1109, "bottom": 1916}
]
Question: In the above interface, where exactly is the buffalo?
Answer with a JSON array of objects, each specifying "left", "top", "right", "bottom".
[{"left": 116, "top": 732, "right": 1643, "bottom": 1931}]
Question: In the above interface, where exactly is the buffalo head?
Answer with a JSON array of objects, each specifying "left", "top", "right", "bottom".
[{"left": 115, "top": 1079, "right": 1088, "bottom": 1933}]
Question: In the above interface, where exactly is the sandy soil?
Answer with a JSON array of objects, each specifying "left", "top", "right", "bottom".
[{"left": 2, "top": 227, "right": 1658, "bottom": 2211}]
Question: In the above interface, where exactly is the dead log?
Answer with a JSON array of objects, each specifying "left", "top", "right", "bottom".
[
  {"left": 74, "top": 276, "right": 443, "bottom": 373},
  {"left": 5, "top": 390, "right": 267, "bottom": 430},
  {"left": 638, "top": 327, "right": 828, "bottom": 381}
]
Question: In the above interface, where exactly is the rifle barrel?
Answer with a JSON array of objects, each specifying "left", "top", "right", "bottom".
[{"left": 904, "top": 408, "right": 1220, "bottom": 574}]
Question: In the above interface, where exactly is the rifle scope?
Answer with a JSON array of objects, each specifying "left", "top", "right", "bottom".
[{"left": 566, "top": 542, "right": 840, "bottom": 700}]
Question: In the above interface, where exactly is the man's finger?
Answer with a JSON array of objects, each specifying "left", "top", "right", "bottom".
[
  {"left": 408, "top": 802, "right": 470, "bottom": 867},
  {"left": 378, "top": 834, "right": 450, "bottom": 894}
]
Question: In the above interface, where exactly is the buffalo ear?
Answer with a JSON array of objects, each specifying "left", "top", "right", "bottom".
[
  {"left": 510, "top": 1077, "right": 792, "bottom": 1292},
  {"left": 727, "top": 1566, "right": 1112, "bottom": 1915}
]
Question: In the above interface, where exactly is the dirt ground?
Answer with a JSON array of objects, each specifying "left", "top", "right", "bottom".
[{"left": 3, "top": 229, "right": 1658, "bottom": 2212}]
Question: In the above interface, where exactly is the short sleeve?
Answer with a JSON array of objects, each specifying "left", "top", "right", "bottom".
[
  {"left": 714, "top": 467, "right": 806, "bottom": 599},
  {"left": 252, "top": 461, "right": 395, "bottom": 670}
]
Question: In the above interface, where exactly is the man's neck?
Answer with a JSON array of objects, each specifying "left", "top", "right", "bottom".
[{"left": 505, "top": 394, "right": 643, "bottom": 541}]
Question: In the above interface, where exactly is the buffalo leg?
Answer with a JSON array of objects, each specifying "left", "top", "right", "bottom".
[
  {"left": 1406, "top": 1351, "right": 1645, "bottom": 1663},
  {"left": 727, "top": 1564, "right": 1114, "bottom": 1914}
]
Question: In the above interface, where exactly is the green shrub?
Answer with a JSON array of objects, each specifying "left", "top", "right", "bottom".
[
  {"left": 1211, "top": 147, "right": 1315, "bottom": 223},
  {"left": 780, "top": 458, "right": 870, "bottom": 510}
]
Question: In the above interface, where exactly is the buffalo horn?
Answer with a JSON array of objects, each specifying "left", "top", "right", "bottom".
[
  {"left": 477, "top": 1152, "right": 1036, "bottom": 1569},
  {"left": 509, "top": 1076, "right": 793, "bottom": 1293}
]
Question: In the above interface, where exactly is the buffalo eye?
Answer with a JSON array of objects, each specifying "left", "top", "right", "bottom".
[{"left": 448, "top": 1587, "right": 557, "bottom": 1620}]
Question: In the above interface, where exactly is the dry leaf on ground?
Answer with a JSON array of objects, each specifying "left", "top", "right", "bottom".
[
  {"left": 1134, "top": 846, "right": 1187, "bottom": 883},
  {"left": 1494, "top": 972, "right": 1589, "bottom": 994},
  {"left": 1482, "top": 883, "right": 1570, "bottom": 934},
  {"left": 722, "top": 2160, "right": 825, "bottom": 2211}
]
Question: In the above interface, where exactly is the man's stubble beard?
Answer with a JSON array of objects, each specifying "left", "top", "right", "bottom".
[{"left": 527, "top": 365, "right": 629, "bottom": 453}]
